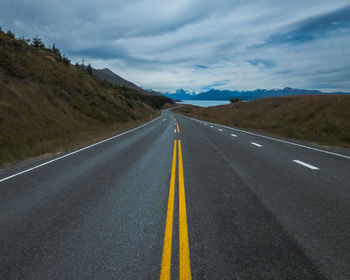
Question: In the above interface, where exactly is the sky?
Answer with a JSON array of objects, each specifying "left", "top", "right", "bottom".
[{"left": 1, "top": 0, "right": 350, "bottom": 93}]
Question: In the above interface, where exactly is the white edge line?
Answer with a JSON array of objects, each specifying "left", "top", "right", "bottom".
[
  {"left": 181, "top": 115, "right": 350, "bottom": 159},
  {"left": 0, "top": 114, "right": 163, "bottom": 183},
  {"left": 293, "top": 160, "right": 319, "bottom": 170}
]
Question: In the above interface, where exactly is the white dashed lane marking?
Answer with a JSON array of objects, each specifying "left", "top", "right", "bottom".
[
  {"left": 189, "top": 117, "right": 322, "bottom": 172},
  {"left": 251, "top": 142, "right": 263, "bottom": 147},
  {"left": 293, "top": 160, "right": 319, "bottom": 170}
]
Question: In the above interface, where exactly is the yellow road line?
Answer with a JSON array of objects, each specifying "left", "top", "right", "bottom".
[
  {"left": 176, "top": 123, "right": 180, "bottom": 133},
  {"left": 160, "top": 140, "right": 177, "bottom": 280},
  {"left": 178, "top": 140, "right": 192, "bottom": 280}
]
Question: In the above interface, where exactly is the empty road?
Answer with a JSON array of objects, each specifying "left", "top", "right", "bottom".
[{"left": 0, "top": 110, "right": 349, "bottom": 279}]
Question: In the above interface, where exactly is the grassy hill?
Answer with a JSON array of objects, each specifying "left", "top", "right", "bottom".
[
  {"left": 174, "top": 95, "right": 350, "bottom": 148},
  {"left": 0, "top": 29, "right": 171, "bottom": 166}
]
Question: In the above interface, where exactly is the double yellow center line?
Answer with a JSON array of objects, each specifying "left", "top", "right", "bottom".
[{"left": 160, "top": 122, "right": 191, "bottom": 280}]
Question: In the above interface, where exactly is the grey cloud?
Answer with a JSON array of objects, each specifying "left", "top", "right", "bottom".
[
  {"left": 68, "top": 46, "right": 129, "bottom": 60},
  {"left": 264, "top": 5, "right": 350, "bottom": 45},
  {"left": 1, "top": 0, "right": 350, "bottom": 92}
]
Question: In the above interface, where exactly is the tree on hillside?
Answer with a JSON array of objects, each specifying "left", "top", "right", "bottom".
[
  {"left": 32, "top": 36, "right": 45, "bottom": 48},
  {"left": 230, "top": 97, "right": 240, "bottom": 103},
  {"left": 51, "top": 44, "right": 61, "bottom": 56},
  {"left": 86, "top": 63, "right": 93, "bottom": 75},
  {"left": 6, "top": 30, "right": 15, "bottom": 38}
]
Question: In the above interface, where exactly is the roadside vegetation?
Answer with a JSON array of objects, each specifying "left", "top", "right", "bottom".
[
  {"left": 174, "top": 95, "right": 350, "bottom": 148},
  {"left": 0, "top": 28, "right": 171, "bottom": 166}
]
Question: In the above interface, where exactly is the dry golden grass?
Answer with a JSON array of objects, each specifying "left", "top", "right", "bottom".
[
  {"left": 174, "top": 95, "right": 350, "bottom": 148},
  {"left": 0, "top": 31, "right": 163, "bottom": 166}
]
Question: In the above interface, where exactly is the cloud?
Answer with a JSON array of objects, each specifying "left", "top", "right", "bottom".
[
  {"left": 263, "top": 5, "right": 350, "bottom": 45},
  {"left": 195, "top": 65, "right": 209, "bottom": 69},
  {"left": 248, "top": 59, "right": 276, "bottom": 69},
  {"left": 1, "top": 0, "right": 350, "bottom": 92},
  {"left": 200, "top": 80, "right": 230, "bottom": 91}
]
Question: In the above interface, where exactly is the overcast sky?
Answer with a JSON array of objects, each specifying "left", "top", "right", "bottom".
[{"left": 1, "top": 0, "right": 350, "bottom": 92}]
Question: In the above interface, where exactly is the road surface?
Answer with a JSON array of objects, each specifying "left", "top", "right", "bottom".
[{"left": 0, "top": 110, "right": 349, "bottom": 279}]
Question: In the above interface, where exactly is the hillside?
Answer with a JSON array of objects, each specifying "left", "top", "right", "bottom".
[
  {"left": 174, "top": 95, "right": 350, "bottom": 148},
  {"left": 92, "top": 68, "right": 163, "bottom": 96},
  {"left": 0, "top": 30, "right": 171, "bottom": 165}
]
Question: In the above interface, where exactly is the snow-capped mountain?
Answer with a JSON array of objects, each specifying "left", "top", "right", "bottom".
[{"left": 162, "top": 89, "right": 196, "bottom": 100}]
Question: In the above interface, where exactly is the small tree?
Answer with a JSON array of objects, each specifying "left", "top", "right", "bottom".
[
  {"left": 32, "top": 36, "right": 45, "bottom": 48},
  {"left": 86, "top": 63, "right": 93, "bottom": 75},
  {"left": 6, "top": 30, "right": 15, "bottom": 38},
  {"left": 51, "top": 43, "right": 61, "bottom": 56},
  {"left": 230, "top": 97, "right": 239, "bottom": 103}
]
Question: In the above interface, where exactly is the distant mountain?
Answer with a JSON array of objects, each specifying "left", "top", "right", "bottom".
[
  {"left": 192, "top": 88, "right": 325, "bottom": 100},
  {"left": 92, "top": 68, "right": 162, "bottom": 96},
  {"left": 162, "top": 87, "right": 348, "bottom": 101},
  {"left": 162, "top": 89, "right": 196, "bottom": 100}
]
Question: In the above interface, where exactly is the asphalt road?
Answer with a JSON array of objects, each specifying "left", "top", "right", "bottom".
[{"left": 0, "top": 110, "right": 349, "bottom": 279}]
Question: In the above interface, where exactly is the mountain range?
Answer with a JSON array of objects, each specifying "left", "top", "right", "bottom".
[
  {"left": 90, "top": 70, "right": 348, "bottom": 101},
  {"left": 162, "top": 88, "right": 349, "bottom": 101}
]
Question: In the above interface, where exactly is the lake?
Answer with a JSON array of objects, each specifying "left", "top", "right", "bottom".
[{"left": 177, "top": 100, "right": 230, "bottom": 107}]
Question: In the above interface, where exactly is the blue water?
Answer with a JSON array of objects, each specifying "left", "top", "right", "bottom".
[{"left": 178, "top": 100, "right": 230, "bottom": 107}]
